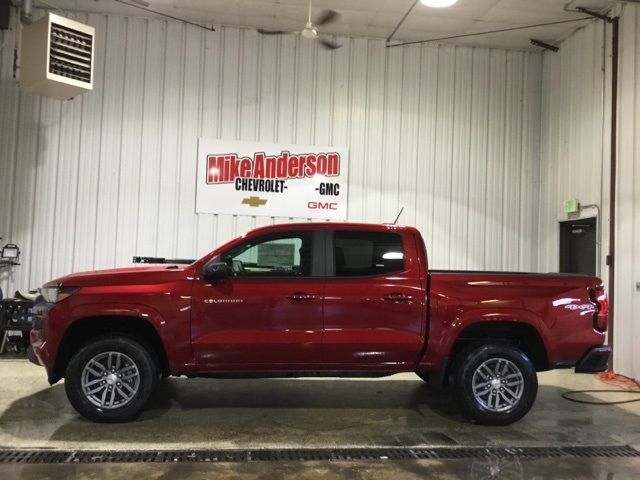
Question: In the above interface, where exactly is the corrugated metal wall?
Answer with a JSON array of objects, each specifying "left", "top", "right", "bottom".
[
  {"left": 616, "top": 3, "right": 640, "bottom": 379},
  {"left": 538, "top": 19, "right": 609, "bottom": 277},
  {"left": 0, "top": 12, "right": 543, "bottom": 295},
  {"left": 539, "top": 5, "right": 639, "bottom": 378}
]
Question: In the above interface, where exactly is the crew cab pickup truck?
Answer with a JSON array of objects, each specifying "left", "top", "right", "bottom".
[{"left": 29, "top": 223, "right": 611, "bottom": 424}]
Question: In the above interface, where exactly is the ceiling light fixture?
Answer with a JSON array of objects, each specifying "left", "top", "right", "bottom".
[{"left": 420, "top": 0, "right": 458, "bottom": 7}]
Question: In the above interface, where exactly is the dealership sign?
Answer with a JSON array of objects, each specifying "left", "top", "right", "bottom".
[{"left": 196, "top": 139, "right": 348, "bottom": 220}]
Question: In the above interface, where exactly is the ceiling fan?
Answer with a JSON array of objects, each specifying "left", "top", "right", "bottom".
[{"left": 257, "top": 0, "right": 342, "bottom": 50}]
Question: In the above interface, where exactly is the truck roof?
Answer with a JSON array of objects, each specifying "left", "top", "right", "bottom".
[{"left": 247, "top": 222, "right": 417, "bottom": 235}]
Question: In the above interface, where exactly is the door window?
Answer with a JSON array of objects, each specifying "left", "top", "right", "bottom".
[
  {"left": 333, "top": 231, "right": 405, "bottom": 277},
  {"left": 222, "top": 232, "right": 313, "bottom": 277}
]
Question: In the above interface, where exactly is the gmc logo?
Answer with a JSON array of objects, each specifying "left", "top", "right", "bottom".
[{"left": 308, "top": 201, "right": 338, "bottom": 210}]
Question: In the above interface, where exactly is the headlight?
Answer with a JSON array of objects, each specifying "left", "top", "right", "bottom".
[{"left": 41, "top": 286, "right": 79, "bottom": 303}]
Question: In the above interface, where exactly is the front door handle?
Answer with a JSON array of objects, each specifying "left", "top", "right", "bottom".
[
  {"left": 382, "top": 293, "right": 413, "bottom": 303},
  {"left": 287, "top": 292, "right": 318, "bottom": 301}
]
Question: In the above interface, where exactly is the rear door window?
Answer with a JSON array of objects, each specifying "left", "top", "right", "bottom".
[{"left": 333, "top": 231, "right": 405, "bottom": 277}]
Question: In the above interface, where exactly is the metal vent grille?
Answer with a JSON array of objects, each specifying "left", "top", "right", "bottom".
[
  {"left": 49, "top": 22, "right": 93, "bottom": 84},
  {"left": 0, "top": 445, "right": 638, "bottom": 464}
]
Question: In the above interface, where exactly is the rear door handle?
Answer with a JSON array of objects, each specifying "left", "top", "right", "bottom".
[
  {"left": 287, "top": 292, "right": 318, "bottom": 301},
  {"left": 382, "top": 293, "right": 413, "bottom": 303}
]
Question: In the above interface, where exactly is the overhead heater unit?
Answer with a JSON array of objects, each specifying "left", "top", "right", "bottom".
[{"left": 20, "top": 12, "right": 95, "bottom": 100}]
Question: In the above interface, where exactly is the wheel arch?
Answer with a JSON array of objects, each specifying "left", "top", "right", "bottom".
[
  {"left": 52, "top": 315, "right": 170, "bottom": 383},
  {"left": 449, "top": 320, "right": 550, "bottom": 374}
]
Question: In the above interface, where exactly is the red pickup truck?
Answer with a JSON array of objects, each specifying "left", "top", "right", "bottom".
[{"left": 30, "top": 222, "right": 610, "bottom": 425}]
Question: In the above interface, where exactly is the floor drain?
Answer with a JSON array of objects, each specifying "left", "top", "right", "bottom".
[{"left": 0, "top": 445, "right": 638, "bottom": 464}]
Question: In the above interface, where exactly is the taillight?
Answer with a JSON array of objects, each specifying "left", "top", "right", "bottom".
[{"left": 589, "top": 286, "right": 608, "bottom": 332}]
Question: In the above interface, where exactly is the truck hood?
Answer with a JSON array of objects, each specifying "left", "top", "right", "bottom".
[{"left": 45, "top": 265, "right": 191, "bottom": 288}]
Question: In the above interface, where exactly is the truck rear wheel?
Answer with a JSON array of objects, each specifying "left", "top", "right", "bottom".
[
  {"left": 454, "top": 343, "right": 537, "bottom": 425},
  {"left": 64, "top": 336, "right": 158, "bottom": 423}
]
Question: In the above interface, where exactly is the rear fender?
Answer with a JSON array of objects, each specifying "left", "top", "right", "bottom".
[{"left": 419, "top": 307, "right": 550, "bottom": 371}]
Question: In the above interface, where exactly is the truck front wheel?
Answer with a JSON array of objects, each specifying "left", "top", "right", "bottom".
[
  {"left": 64, "top": 336, "right": 158, "bottom": 423},
  {"left": 454, "top": 344, "right": 537, "bottom": 425}
]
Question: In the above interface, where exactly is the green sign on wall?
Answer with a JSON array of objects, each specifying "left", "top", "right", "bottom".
[{"left": 564, "top": 199, "right": 579, "bottom": 213}]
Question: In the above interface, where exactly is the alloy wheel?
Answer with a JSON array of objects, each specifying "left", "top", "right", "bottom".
[
  {"left": 80, "top": 351, "right": 141, "bottom": 410},
  {"left": 471, "top": 357, "right": 524, "bottom": 412}
]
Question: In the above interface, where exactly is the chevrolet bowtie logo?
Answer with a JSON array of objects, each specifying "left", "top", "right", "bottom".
[{"left": 242, "top": 196, "right": 267, "bottom": 208}]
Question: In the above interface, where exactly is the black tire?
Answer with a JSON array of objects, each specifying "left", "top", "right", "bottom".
[
  {"left": 415, "top": 370, "right": 430, "bottom": 382},
  {"left": 65, "top": 336, "right": 158, "bottom": 423},
  {"left": 454, "top": 343, "right": 537, "bottom": 425}
]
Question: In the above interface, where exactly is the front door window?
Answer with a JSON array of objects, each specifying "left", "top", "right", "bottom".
[{"left": 223, "top": 233, "right": 312, "bottom": 277}]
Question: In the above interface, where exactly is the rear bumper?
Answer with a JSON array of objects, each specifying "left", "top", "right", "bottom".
[{"left": 575, "top": 345, "right": 611, "bottom": 373}]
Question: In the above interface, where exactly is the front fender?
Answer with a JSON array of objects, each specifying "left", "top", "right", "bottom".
[{"left": 40, "top": 286, "right": 194, "bottom": 378}]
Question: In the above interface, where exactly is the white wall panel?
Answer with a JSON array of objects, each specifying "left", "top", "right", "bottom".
[
  {"left": 485, "top": 50, "right": 507, "bottom": 271},
  {"left": 538, "top": 7, "right": 640, "bottom": 379},
  {"left": 0, "top": 12, "right": 542, "bottom": 297},
  {"left": 538, "top": 20, "right": 608, "bottom": 277},
  {"left": 615, "top": 3, "right": 640, "bottom": 379}
]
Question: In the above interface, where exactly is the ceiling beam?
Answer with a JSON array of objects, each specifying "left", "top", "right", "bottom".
[
  {"left": 386, "top": 0, "right": 418, "bottom": 43},
  {"left": 387, "top": 17, "right": 593, "bottom": 48},
  {"left": 530, "top": 39, "right": 559, "bottom": 52}
]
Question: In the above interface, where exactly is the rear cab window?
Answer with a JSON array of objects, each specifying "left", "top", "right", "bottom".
[{"left": 333, "top": 230, "right": 405, "bottom": 277}]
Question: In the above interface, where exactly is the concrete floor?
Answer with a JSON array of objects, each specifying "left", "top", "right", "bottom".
[{"left": 0, "top": 359, "right": 639, "bottom": 478}]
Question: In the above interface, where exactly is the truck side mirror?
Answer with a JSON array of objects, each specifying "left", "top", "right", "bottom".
[{"left": 201, "top": 261, "right": 231, "bottom": 282}]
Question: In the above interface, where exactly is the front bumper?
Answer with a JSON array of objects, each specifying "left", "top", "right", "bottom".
[
  {"left": 29, "top": 301, "right": 57, "bottom": 380},
  {"left": 27, "top": 345, "right": 41, "bottom": 366},
  {"left": 575, "top": 345, "right": 612, "bottom": 373}
]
